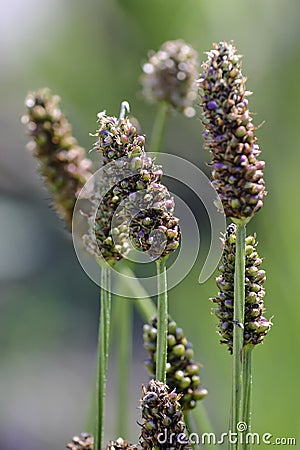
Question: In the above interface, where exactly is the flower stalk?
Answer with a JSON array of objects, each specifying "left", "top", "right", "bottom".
[
  {"left": 150, "top": 102, "right": 169, "bottom": 153},
  {"left": 155, "top": 259, "right": 168, "bottom": 383},
  {"left": 232, "top": 222, "right": 246, "bottom": 447},
  {"left": 242, "top": 347, "right": 253, "bottom": 450},
  {"left": 95, "top": 266, "right": 112, "bottom": 450},
  {"left": 115, "top": 297, "right": 132, "bottom": 437}
]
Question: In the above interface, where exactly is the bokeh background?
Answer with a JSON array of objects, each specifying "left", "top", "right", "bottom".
[{"left": 1, "top": 0, "right": 299, "bottom": 448}]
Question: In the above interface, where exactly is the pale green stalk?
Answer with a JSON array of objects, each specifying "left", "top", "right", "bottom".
[
  {"left": 122, "top": 266, "right": 214, "bottom": 440},
  {"left": 94, "top": 267, "right": 111, "bottom": 450},
  {"left": 183, "top": 412, "right": 196, "bottom": 450},
  {"left": 193, "top": 403, "right": 216, "bottom": 437},
  {"left": 118, "top": 265, "right": 156, "bottom": 320},
  {"left": 155, "top": 259, "right": 168, "bottom": 383},
  {"left": 231, "top": 223, "right": 246, "bottom": 450},
  {"left": 242, "top": 347, "right": 253, "bottom": 450},
  {"left": 150, "top": 102, "right": 168, "bottom": 153},
  {"left": 184, "top": 411, "right": 193, "bottom": 434},
  {"left": 115, "top": 297, "right": 132, "bottom": 437}
]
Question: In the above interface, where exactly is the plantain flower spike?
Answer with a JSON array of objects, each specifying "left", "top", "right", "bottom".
[
  {"left": 198, "top": 41, "right": 266, "bottom": 223},
  {"left": 22, "top": 88, "right": 93, "bottom": 230},
  {"left": 85, "top": 103, "right": 180, "bottom": 265},
  {"left": 66, "top": 432, "right": 94, "bottom": 450},
  {"left": 143, "top": 316, "right": 207, "bottom": 410},
  {"left": 211, "top": 223, "right": 272, "bottom": 353},
  {"left": 66, "top": 433, "right": 138, "bottom": 450},
  {"left": 139, "top": 379, "right": 190, "bottom": 450},
  {"left": 106, "top": 437, "right": 138, "bottom": 450},
  {"left": 141, "top": 39, "right": 199, "bottom": 117}
]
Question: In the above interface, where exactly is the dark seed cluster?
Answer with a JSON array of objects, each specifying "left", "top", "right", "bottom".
[
  {"left": 211, "top": 223, "right": 272, "bottom": 353},
  {"left": 22, "top": 88, "right": 93, "bottom": 230},
  {"left": 85, "top": 112, "right": 180, "bottom": 264},
  {"left": 141, "top": 40, "right": 199, "bottom": 117},
  {"left": 143, "top": 316, "right": 208, "bottom": 410},
  {"left": 198, "top": 41, "right": 266, "bottom": 223},
  {"left": 66, "top": 432, "right": 94, "bottom": 450},
  {"left": 106, "top": 437, "right": 138, "bottom": 450},
  {"left": 139, "top": 379, "right": 190, "bottom": 450}
]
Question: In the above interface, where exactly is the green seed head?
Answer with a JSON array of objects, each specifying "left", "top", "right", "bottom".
[
  {"left": 211, "top": 223, "right": 272, "bottom": 353},
  {"left": 143, "top": 316, "right": 207, "bottom": 410}
]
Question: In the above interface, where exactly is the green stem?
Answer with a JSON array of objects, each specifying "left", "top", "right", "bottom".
[
  {"left": 115, "top": 297, "right": 132, "bottom": 437},
  {"left": 119, "top": 265, "right": 157, "bottom": 321},
  {"left": 231, "top": 222, "right": 246, "bottom": 449},
  {"left": 135, "top": 296, "right": 157, "bottom": 322},
  {"left": 95, "top": 267, "right": 111, "bottom": 450},
  {"left": 187, "top": 406, "right": 220, "bottom": 450},
  {"left": 120, "top": 265, "right": 218, "bottom": 446},
  {"left": 242, "top": 347, "right": 253, "bottom": 450},
  {"left": 150, "top": 102, "right": 168, "bottom": 153},
  {"left": 184, "top": 411, "right": 193, "bottom": 434},
  {"left": 192, "top": 402, "right": 216, "bottom": 437},
  {"left": 155, "top": 259, "right": 168, "bottom": 383},
  {"left": 184, "top": 412, "right": 196, "bottom": 450}
]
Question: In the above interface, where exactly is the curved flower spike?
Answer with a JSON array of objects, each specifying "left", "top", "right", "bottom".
[{"left": 22, "top": 88, "right": 93, "bottom": 230}]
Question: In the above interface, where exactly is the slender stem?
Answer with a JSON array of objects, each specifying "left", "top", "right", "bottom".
[
  {"left": 155, "top": 259, "right": 168, "bottom": 383},
  {"left": 184, "top": 411, "right": 193, "bottom": 434},
  {"left": 120, "top": 265, "right": 218, "bottom": 445},
  {"left": 119, "top": 265, "right": 157, "bottom": 321},
  {"left": 192, "top": 402, "right": 216, "bottom": 437},
  {"left": 115, "top": 297, "right": 132, "bottom": 437},
  {"left": 95, "top": 267, "right": 111, "bottom": 450},
  {"left": 135, "top": 296, "right": 157, "bottom": 322},
  {"left": 231, "top": 222, "right": 246, "bottom": 449},
  {"left": 85, "top": 372, "right": 97, "bottom": 434},
  {"left": 184, "top": 412, "right": 196, "bottom": 450},
  {"left": 188, "top": 406, "right": 220, "bottom": 450},
  {"left": 150, "top": 102, "right": 168, "bottom": 153},
  {"left": 121, "top": 264, "right": 217, "bottom": 444},
  {"left": 242, "top": 347, "right": 253, "bottom": 450}
]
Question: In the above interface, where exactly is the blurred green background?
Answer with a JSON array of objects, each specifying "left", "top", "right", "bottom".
[{"left": 1, "top": 0, "right": 299, "bottom": 448}]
